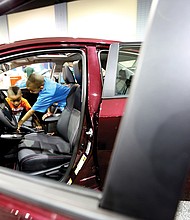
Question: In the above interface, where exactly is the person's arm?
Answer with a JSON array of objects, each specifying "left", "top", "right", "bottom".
[
  {"left": 18, "top": 109, "right": 35, "bottom": 129},
  {"left": 22, "top": 99, "right": 41, "bottom": 127},
  {"left": 33, "top": 113, "right": 41, "bottom": 127},
  {"left": 42, "top": 107, "right": 53, "bottom": 121}
]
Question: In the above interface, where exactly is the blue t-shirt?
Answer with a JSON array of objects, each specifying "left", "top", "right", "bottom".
[{"left": 32, "top": 78, "right": 70, "bottom": 113}]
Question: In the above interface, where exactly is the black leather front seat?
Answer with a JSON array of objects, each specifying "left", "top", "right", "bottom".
[
  {"left": 62, "top": 65, "right": 76, "bottom": 84},
  {"left": 18, "top": 84, "right": 81, "bottom": 175}
]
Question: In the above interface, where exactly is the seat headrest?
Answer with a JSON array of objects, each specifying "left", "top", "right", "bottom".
[
  {"left": 73, "top": 60, "right": 82, "bottom": 86},
  {"left": 63, "top": 65, "right": 75, "bottom": 84},
  {"left": 118, "top": 69, "right": 127, "bottom": 80}
]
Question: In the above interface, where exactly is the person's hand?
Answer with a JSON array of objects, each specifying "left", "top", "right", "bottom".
[
  {"left": 17, "top": 121, "right": 22, "bottom": 132},
  {"left": 35, "top": 125, "right": 42, "bottom": 130},
  {"left": 42, "top": 112, "right": 53, "bottom": 121}
]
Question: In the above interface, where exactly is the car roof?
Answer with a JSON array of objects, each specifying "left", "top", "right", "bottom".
[
  {"left": 0, "top": 38, "right": 115, "bottom": 65},
  {"left": 0, "top": 38, "right": 142, "bottom": 57},
  {"left": 0, "top": 37, "right": 117, "bottom": 50}
]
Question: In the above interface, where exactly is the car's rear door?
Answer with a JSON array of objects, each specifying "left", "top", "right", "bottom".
[{"left": 97, "top": 42, "right": 140, "bottom": 185}]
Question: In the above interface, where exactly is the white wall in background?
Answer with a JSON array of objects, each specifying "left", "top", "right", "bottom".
[
  {"left": 67, "top": 0, "right": 137, "bottom": 41},
  {"left": 8, "top": 6, "right": 56, "bottom": 42},
  {"left": 5, "top": 0, "right": 137, "bottom": 43}
]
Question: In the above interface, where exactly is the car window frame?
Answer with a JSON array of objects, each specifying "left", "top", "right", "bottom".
[{"left": 102, "top": 43, "right": 119, "bottom": 98}]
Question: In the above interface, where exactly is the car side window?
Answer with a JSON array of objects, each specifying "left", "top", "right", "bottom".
[
  {"left": 102, "top": 43, "right": 140, "bottom": 98},
  {"left": 115, "top": 50, "right": 138, "bottom": 96}
]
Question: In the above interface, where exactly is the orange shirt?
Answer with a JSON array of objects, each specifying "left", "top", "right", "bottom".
[{"left": 5, "top": 97, "right": 31, "bottom": 117}]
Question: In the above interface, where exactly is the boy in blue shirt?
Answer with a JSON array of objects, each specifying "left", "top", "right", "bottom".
[{"left": 18, "top": 73, "right": 70, "bottom": 130}]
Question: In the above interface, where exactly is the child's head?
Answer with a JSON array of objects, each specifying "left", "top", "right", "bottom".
[
  {"left": 26, "top": 73, "right": 44, "bottom": 94},
  {"left": 7, "top": 86, "right": 22, "bottom": 108}
]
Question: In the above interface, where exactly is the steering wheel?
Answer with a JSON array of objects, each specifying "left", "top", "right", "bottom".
[
  {"left": 0, "top": 103, "right": 36, "bottom": 133},
  {"left": 0, "top": 103, "right": 17, "bottom": 130}
]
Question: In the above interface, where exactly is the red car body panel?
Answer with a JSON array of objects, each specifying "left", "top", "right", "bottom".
[
  {"left": 0, "top": 194, "right": 73, "bottom": 220},
  {"left": 98, "top": 97, "right": 128, "bottom": 149},
  {"left": 96, "top": 97, "right": 128, "bottom": 184}
]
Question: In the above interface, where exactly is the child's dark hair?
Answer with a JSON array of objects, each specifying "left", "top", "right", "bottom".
[{"left": 7, "top": 86, "right": 21, "bottom": 96}]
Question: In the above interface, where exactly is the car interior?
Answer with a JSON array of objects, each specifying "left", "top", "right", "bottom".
[{"left": 0, "top": 51, "right": 85, "bottom": 180}]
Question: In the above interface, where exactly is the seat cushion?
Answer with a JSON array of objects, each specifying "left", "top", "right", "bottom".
[{"left": 18, "top": 133, "right": 71, "bottom": 172}]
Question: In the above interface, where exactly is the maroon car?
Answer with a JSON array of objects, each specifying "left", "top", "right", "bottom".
[
  {"left": 0, "top": 37, "right": 140, "bottom": 189},
  {"left": 0, "top": 0, "right": 190, "bottom": 218}
]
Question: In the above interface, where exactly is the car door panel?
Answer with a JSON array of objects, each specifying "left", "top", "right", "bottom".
[{"left": 97, "top": 97, "right": 127, "bottom": 150}]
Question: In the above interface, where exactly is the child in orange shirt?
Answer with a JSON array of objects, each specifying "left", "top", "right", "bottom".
[{"left": 6, "top": 86, "right": 40, "bottom": 127}]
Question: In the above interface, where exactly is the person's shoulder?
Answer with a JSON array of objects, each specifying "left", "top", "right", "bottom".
[{"left": 21, "top": 97, "right": 29, "bottom": 103}]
